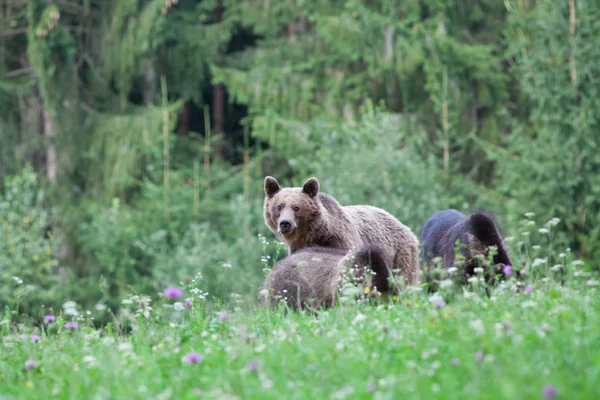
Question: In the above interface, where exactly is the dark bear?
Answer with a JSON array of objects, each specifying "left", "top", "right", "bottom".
[
  {"left": 263, "top": 176, "right": 419, "bottom": 286},
  {"left": 420, "top": 209, "right": 513, "bottom": 284},
  {"left": 258, "top": 245, "right": 397, "bottom": 310}
]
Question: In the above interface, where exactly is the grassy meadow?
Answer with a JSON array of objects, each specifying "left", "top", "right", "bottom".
[{"left": 2, "top": 215, "right": 599, "bottom": 400}]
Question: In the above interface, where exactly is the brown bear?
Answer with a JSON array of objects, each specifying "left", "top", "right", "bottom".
[
  {"left": 258, "top": 245, "right": 396, "bottom": 310},
  {"left": 419, "top": 209, "right": 513, "bottom": 286},
  {"left": 263, "top": 176, "right": 419, "bottom": 286}
]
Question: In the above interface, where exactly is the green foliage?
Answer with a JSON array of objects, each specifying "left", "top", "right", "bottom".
[
  {"left": 0, "top": 168, "right": 68, "bottom": 321},
  {"left": 499, "top": 0, "right": 600, "bottom": 263}
]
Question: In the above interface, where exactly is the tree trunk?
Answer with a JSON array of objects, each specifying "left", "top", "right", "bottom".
[
  {"left": 42, "top": 105, "right": 56, "bottom": 182},
  {"left": 212, "top": 3, "right": 224, "bottom": 136}
]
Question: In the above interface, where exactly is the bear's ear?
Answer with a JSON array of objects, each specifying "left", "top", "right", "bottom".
[
  {"left": 302, "top": 177, "right": 320, "bottom": 198},
  {"left": 264, "top": 176, "right": 281, "bottom": 198}
]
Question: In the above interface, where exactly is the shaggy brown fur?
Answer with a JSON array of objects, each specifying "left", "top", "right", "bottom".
[
  {"left": 419, "top": 209, "right": 513, "bottom": 285},
  {"left": 263, "top": 176, "right": 419, "bottom": 286},
  {"left": 258, "top": 245, "right": 395, "bottom": 310}
]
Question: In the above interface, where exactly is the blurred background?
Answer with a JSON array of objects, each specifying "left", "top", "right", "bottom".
[{"left": 1, "top": 0, "right": 599, "bottom": 320}]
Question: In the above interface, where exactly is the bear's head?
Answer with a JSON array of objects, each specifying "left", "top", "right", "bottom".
[{"left": 263, "top": 176, "right": 323, "bottom": 245}]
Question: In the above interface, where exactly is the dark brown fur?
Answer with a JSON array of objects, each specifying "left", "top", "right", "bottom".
[
  {"left": 263, "top": 176, "right": 419, "bottom": 286},
  {"left": 258, "top": 245, "right": 395, "bottom": 310},
  {"left": 419, "top": 209, "right": 513, "bottom": 285}
]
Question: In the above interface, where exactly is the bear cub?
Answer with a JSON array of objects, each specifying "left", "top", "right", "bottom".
[
  {"left": 258, "top": 245, "right": 396, "bottom": 310},
  {"left": 420, "top": 209, "right": 512, "bottom": 284},
  {"left": 263, "top": 176, "right": 419, "bottom": 286}
]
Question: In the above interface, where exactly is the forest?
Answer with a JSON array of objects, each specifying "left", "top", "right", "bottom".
[
  {"left": 1, "top": 0, "right": 599, "bottom": 324},
  {"left": 2, "top": 1, "right": 600, "bottom": 399}
]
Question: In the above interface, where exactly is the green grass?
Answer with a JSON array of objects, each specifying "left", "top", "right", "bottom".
[
  {"left": 2, "top": 216, "right": 599, "bottom": 399},
  {"left": 1, "top": 274, "right": 599, "bottom": 399}
]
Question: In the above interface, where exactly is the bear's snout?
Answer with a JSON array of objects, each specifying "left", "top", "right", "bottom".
[{"left": 279, "top": 219, "right": 293, "bottom": 233}]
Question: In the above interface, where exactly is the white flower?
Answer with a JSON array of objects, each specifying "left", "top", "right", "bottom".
[
  {"left": 440, "top": 279, "right": 453, "bottom": 288},
  {"left": 467, "top": 277, "right": 478, "bottom": 284},
  {"left": 351, "top": 313, "right": 367, "bottom": 326},
  {"left": 559, "top": 253, "right": 566, "bottom": 258},
  {"left": 550, "top": 265, "right": 562, "bottom": 272},
  {"left": 521, "top": 232, "right": 530, "bottom": 236},
  {"left": 470, "top": 319, "right": 485, "bottom": 336},
  {"left": 12, "top": 276, "right": 23, "bottom": 285},
  {"left": 572, "top": 260, "right": 585, "bottom": 266},
  {"left": 546, "top": 218, "right": 561, "bottom": 227},
  {"left": 474, "top": 267, "right": 484, "bottom": 274},
  {"left": 447, "top": 267, "right": 458, "bottom": 274},
  {"left": 538, "top": 228, "right": 549, "bottom": 234},
  {"left": 524, "top": 212, "right": 536, "bottom": 218},
  {"left": 532, "top": 258, "right": 547, "bottom": 267}
]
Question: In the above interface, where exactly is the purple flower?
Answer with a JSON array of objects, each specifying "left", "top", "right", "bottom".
[
  {"left": 502, "top": 322, "right": 511, "bottom": 331},
  {"left": 218, "top": 311, "right": 229, "bottom": 322},
  {"left": 245, "top": 359, "right": 259, "bottom": 372},
  {"left": 183, "top": 352, "right": 203, "bottom": 364},
  {"left": 31, "top": 334, "right": 41, "bottom": 343},
  {"left": 367, "top": 383, "right": 377, "bottom": 393},
  {"left": 451, "top": 358, "right": 460, "bottom": 366},
  {"left": 65, "top": 322, "right": 78, "bottom": 330},
  {"left": 502, "top": 264, "right": 513, "bottom": 276},
  {"left": 163, "top": 287, "right": 184, "bottom": 300},
  {"left": 184, "top": 299, "right": 192, "bottom": 309},
  {"left": 44, "top": 315, "right": 56, "bottom": 323},
  {"left": 475, "top": 351, "right": 484, "bottom": 361},
  {"left": 524, "top": 285, "right": 533, "bottom": 295},
  {"left": 24, "top": 359, "right": 38, "bottom": 371},
  {"left": 543, "top": 384, "right": 558, "bottom": 398},
  {"left": 434, "top": 298, "right": 445, "bottom": 308}
]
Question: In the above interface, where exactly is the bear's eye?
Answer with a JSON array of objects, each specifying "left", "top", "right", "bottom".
[
  {"left": 293, "top": 206, "right": 300, "bottom": 212},
  {"left": 276, "top": 204, "right": 283, "bottom": 211}
]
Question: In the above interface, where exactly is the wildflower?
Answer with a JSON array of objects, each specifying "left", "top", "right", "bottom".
[
  {"left": 538, "top": 228, "right": 549, "bottom": 234},
  {"left": 183, "top": 352, "right": 203, "bottom": 364},
  {"left": 475, "top": 351, "right": 484, "bottom": 361},
  {"left": 559, "top": 253, "right": 566, "bottom": 258},
  {"left": 524, "top": 285, "right": 533, "bottom": 295},
  {"left": 434, "top": 299, "right": 445, "bottom": 308},
  {"left": 24, "top": 359, "right": 38, "bottom": 371},
  {"left": 163, "top": 287, "right": 184, "bottom": 300},
  {"left": 218, "top": 311, "right": 229, "bottom": 322},
  {"left": 12, "top": 276, "right": 23, "bottom": 285},
  {"left": 65, "top": 322, "right": 78, "bottom": 330},
  {"left": 532, "top": 258, "right": 547, "bottom": 267},
  {"left": 184, "top": 299, "right": 192, "bottom": 309},
  {"left": 439, "top": 279, "right": 453, "bottom": 288},
  {"left": 44, "top": 315, "right": 56, "bottom": 323},
  {"left": 245, "top": 359, "right": 259, "bottom": 372},
  {"left": 447, "top": 267, "right": 458, "bottom": 274},
  {"left": 502, "top": 265, "right": 513, "bottom": 277},
  {"left": 473, "top": 267, "right": 484, "bottom": 274},
  {"left": 364, "top": 287, "right": 371, "bottom": 294},
  {"left": 546, "top": 218, "right": 560, "bottom": 227},
  {"left": 451, "top": 358, "right": 460, "bottom": 366},
  {"left": 586, "top": 280, "right": 598, "bottom": 286},
  {"left": 524, "top": 212, "right": 535, "bottom": 218},
  {"left": 543, "top": 384, "right": 558, "bottom": 398},
  {"left": 367, "top": 383, "right": 377, "bottom": 393}
]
